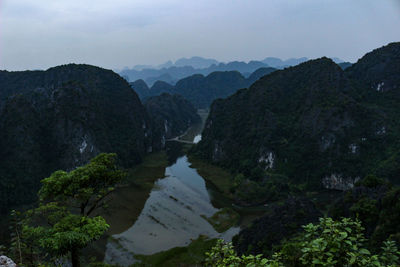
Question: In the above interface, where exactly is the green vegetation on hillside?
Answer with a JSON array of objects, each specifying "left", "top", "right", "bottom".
[
  {"left": 330, "top": 175, "right": 400, "bottom": 249},
  {"left": 194, "top": 42, "right": 400, "bottom": 207},
  {"left": 145, "top": 93, "right": 201, "bottom": 139},
  {"left": 0, "top": 64, "right": 160, "bottom": 216}
]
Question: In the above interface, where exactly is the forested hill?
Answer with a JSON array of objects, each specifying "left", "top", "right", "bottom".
[
  {"left": 0, "top": 64, "right": 161, "bottom": 214},
  {"left": 145, "top": 93, "right": 201, "bottom": 139},
  {"left": 131, "top": 67, "right": 277, "bottom": 108},
  {"left": 195, "top": 42, "right": 400, "bottom": 193},
  {"left": 346, "top": 42, "right": 400, "bottom": 92}
]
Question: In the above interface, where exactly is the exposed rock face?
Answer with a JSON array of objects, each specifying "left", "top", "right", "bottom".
[
  {"left": 0, "top": 256, "right": 16, "bottom": 267},
  {"left": 0, "top": 64, "right": 161, "bottom": 214},
  {"left": 258, "top": 151, "right": 275, "bottom": 169},
  {"left": 322, "top": 174, "right": 360, "bottom": 191}
]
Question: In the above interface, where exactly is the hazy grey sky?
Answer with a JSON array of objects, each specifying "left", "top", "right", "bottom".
[{"left": 1, "top": 0, "right": 399, "bottom": 71}]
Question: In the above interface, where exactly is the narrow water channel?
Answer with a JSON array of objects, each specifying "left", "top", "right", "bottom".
[{"left": 104, "top": 137, "right": 239, "bottom": 266}]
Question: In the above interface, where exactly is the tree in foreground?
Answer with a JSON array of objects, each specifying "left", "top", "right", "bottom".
[
  {"left": 205, "top": 217, "right": 400, "bottom": 267},
  {"left": 12, "top": 153, "right": 125, "bottom": 267}
]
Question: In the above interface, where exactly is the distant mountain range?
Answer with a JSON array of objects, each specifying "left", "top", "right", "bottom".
[
  {"left": 131, "top": 67, "right": 277, "bottom": 108},
  {"left": 120, "top": 56, "right": 347, "bottom": 86},
  {"left": 129, "top": 56, "right": 219, "bottom": 71}
]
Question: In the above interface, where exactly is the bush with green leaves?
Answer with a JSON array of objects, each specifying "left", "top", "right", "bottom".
[
  {"left": 205, "top": 217, "right": 400, "bottom": 266},
  {"left": 205, "top": 239, "right": 282, "bottom": 267}
]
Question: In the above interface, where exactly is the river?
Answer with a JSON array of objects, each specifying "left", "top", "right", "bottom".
[{"left": 103, "top": 135, "right": 239, "bottom": 266}]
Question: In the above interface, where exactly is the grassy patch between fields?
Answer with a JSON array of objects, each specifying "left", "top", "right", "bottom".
[
  {"left": 201, "top": 207, "right": 240, "bottom": 233},
  {"left": 132, "top": 235, "right": 217, "bottom": 267}
]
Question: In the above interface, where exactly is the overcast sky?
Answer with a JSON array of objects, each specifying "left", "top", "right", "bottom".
[{"left": 0, "top": 0, "right": 399, "bottom": 71}]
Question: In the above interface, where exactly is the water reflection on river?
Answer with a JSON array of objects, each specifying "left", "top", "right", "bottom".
[
  {"left": 193, "top": 134, "right": 202, "bottom": 144},
  {"left": 104, "top": 142, "right": 239, "bottom": 266}
]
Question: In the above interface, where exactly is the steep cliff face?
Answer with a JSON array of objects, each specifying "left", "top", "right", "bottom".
[
  {"left": 196, "top": 45, "right": 400, "bottom": 190},
  {"left": 0, "top": 64, "right": 161, "bottom": 213},
  {"left": 145, "top": 93, "right": 201, "bottom": 140}
]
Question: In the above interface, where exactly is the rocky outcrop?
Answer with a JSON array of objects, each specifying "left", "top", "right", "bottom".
[
  {"left": 322, "top": 174, "right": 360, "bottom": 191},
  {"left": 0, "top": 256, "right": 16, "bottom": 267}
]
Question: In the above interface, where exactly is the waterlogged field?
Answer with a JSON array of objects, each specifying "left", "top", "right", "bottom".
[{"left": 104, "top": 155, "right": 240, "bottom": 266}]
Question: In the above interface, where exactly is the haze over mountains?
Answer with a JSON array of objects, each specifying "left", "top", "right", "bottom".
[{"left": 120, "top": 56, "right": 347, "bottom": 86}]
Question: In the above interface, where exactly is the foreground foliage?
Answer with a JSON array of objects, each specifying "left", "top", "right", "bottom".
[
  {"left": 9, "top": 153, "right": 125, "bottom": 267},
  {"left": 205, "top": 217, "right": 400, "bottom": 266}
]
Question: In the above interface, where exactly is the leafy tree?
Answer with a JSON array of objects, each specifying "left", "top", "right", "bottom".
[
  {"left": 39, "top": 153, "right": 125, "bottom": 216},
  {"left": 14, "top": 153, "right": 125, "bottom": 267}
]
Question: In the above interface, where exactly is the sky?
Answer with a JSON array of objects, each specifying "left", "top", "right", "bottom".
[{"left": 0, "top": 0, "right": 399, "bottom": 71}]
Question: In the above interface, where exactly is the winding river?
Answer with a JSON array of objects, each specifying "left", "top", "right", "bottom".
[{"left": 104, "top": 135, "right": 239, "bottom": 266}]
